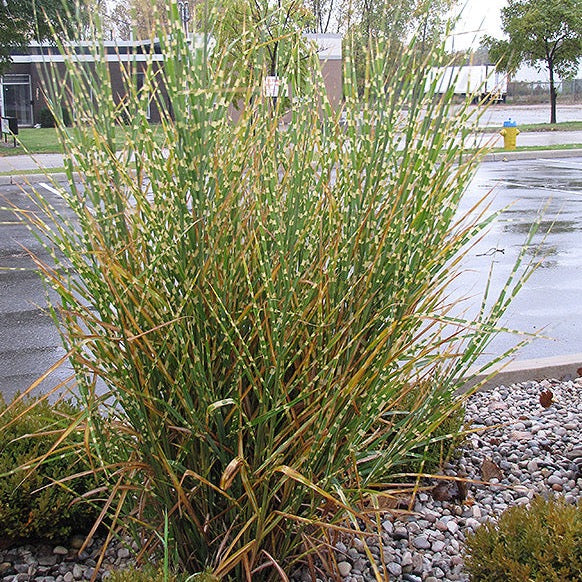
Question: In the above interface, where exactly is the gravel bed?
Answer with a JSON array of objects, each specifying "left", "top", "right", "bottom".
[
  {"left": 295, "top": 377, "right": 582, "bottom": 581},
  {"left": 0, "top": 536, "right": 136, "bottom": 582},
  {"left": 1, "top": 377, "right": 581, "bottom": 581}
]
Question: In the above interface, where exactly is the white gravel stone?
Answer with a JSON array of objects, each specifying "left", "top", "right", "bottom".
[
  {"left": 117, "top": 547, "right": 131, "bottom": 560},
  {"left": 401, "top": 551, "right": 413, "bottom": 567},
  {"left": 52, "top": 547, "right": 68, "bottom": 556},
  {"left": 431, "top": 540, "right": 446, "bottom": 553},
  {"left": 337, "top": 561, "right": 352, "bottom": 577},
  {"left": 412, "top": 536, "right": 431, "bottom": 550},
  {"left": 393, "top": 526, "right": 409, "bottom": 540},
  {"left": 72, "top": 564, "right": 84, "bottom": 580}
]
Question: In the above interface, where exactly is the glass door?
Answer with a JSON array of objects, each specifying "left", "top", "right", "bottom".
[{"left": 1, "top": 75, "right": 33, "bottom": 127}]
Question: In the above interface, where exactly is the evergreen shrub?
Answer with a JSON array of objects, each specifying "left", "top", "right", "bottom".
[
  {"left": 38, "top": 107, "right": 71, "bottom": 128},
  {"left": 0, "top": 395, "right": 98, "bottom": 545},
  {"left": 464, "top": 496, "right": 582, "bottom": 581},
  {"left": 38, "top": 107, "right": 56, "bottom": 128}
]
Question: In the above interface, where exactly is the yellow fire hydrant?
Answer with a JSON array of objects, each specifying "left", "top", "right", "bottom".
[{"left": 500, "top": 119, "right": 520, "bottom": 150}]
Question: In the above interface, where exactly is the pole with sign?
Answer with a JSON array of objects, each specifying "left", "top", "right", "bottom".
[{"left": 1, "top": 116, "right": 17, "bottom": 147}]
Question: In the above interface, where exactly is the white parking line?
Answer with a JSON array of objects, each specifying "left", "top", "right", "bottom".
[
  {"left": 536, "top": 158, "right": 582, "bottom": 170},
  {"left": 39, "top": 182, "right": 65, "bottom": 198},
  {"left": 494, "top": 179, "right": 581, "bottom": 197}
]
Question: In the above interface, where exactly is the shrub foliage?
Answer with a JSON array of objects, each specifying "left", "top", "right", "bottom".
[
  {"left": 0, "top": 395, "right": 97, "bottom": 546},
  {"left": 464, "top": 496, "right": 582, "bottom": 581},
  {"left": 19, "top": 5, "right": 537, "bottom": 580},
  {"left": 38, "top": 107, "right": 56, "bottom": 128},
  {"left": 106, "top": 567, "right": 218, "bottom": 582},
  {"left": 38, "top": 106, "right": 71, "bottom": 128}
]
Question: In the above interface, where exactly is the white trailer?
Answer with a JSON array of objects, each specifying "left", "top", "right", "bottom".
[{"left": 427, "top": 65, "right": 508, "bottom": 103}]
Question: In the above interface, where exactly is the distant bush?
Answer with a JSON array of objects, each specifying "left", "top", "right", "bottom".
[
  {"left": 464, "top": 496, "right": 582, "bottom": 581},
  {"left": 38, "top": 108, "right": 56, "bottom": 128},
  {"left": 0, "top": 395, "right": 98, "bottom": 545},
  {"left": 38, "top": 107, "right": 71, "bottom": 128}
]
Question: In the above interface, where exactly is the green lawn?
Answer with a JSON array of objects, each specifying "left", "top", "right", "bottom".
[
  {"left": 1, "top": 121, "right": 581, "bottom": 158},
  {"left": 0, "top": 166, "right": 67, "bottom": 176},
  {"left": 481, "top": 120, "right": 582, "bottom": 133},
  {"left": 500, "top": 142, "right": 582, "bottom": 152},
  {"left": 0, "top": 125, "right": 166, "bottom": 156},
  {"left": 6, "top": 128, "right": 64, "bottom": 154}
]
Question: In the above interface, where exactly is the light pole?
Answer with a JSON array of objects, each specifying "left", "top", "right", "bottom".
[{"left": 178, "top": 1, "right": 191, "bottom": 35}]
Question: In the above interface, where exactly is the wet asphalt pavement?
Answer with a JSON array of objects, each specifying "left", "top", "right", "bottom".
[
  {"left": 473, "top": 102, "right": 582, "bottom": 126},
  {"left": 456, "top": 155, "right": 582, "bottom": 364},
  {"left": 0, "top": 183, "right": 73, "bottom": 400},
  {"left": 1, "top": 156, "right": 582, "bottom": 398}
]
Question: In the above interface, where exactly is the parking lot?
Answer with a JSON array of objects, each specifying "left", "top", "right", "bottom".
[
  {"left": 469, "top": 102, "right": 582, "bottom": 126},
  {"left": 1, "top": 154, "right": 582, "bottom": 398}
]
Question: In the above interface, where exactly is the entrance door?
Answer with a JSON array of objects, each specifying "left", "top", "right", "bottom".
[{"left": 1, "top": 75, "right": 33, "bottom": 127}]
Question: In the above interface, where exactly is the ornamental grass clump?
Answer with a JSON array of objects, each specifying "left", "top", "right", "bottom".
[{"left": 11, "top": 4, "right": 538, "bottom": 579}]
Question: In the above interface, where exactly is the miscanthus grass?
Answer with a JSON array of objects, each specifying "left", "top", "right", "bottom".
[{"left": 5, "top": 5, "right": 539, "bottom": 580}]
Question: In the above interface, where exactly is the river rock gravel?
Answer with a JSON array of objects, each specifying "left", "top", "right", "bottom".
[
  {"left": 292, "top": 376, "right": 582, "bottom": 582},
  {"left": 1, "top": 378, "right": 581, "bottom": 581},
  {"left": 0, "top": 536, "right": 136, "bottom": 582}
]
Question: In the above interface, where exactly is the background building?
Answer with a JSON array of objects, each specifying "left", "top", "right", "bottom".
[{"left": 0, "top": 34, "right": 342, "bottom": 128}]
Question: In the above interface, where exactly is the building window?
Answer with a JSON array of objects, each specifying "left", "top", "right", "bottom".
[{"left": 1, "top": 74, "right": 33, "bottom": 126}]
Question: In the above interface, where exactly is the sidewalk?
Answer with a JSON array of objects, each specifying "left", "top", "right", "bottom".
[
  {"left": 0, "top": 152, "right": 65, "bottom": 173},
  {"left": 1, "top": 131, "right": 582, "bottom": 182},
  {"left": 475, "top": 129, "right": 582, "bottom": 149}
]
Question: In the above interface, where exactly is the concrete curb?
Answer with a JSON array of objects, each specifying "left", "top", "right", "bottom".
[
  {"left": 465, "top": 353, "right": 582, "bottom": 392},
  {"left": 0, "top": 172, "right": 74, "bottom": 185},
  {"left": 481, "top": 148, "right": 582, "bottom": 162}
]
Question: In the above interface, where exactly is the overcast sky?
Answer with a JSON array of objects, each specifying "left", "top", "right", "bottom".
[
  {"left": 449, "top": 0, "right": 582, "bottom": 79},
  {"left": 450, "top": 0, "right": 508, "bottom": 50}
]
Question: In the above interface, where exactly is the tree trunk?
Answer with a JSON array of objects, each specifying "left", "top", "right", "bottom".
[{"left": 548, "top": 62, "right": 557, "bottom": 124}]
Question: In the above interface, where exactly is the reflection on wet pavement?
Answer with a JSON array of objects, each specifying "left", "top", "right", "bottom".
[{"left": 457, "top": 156, "right": 582, "bottom": 361}]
